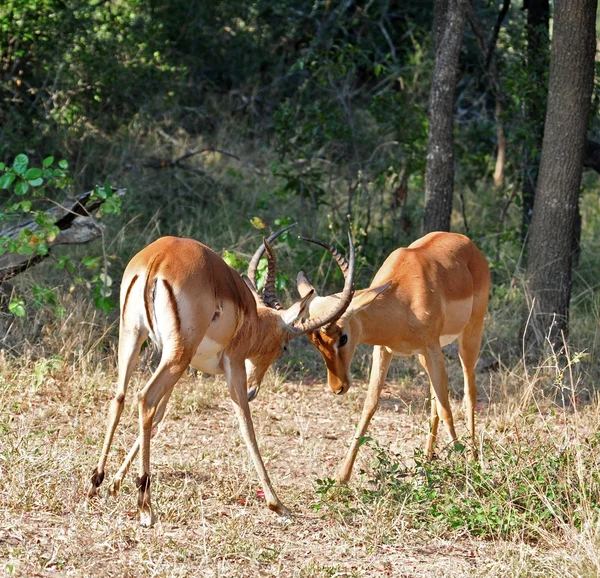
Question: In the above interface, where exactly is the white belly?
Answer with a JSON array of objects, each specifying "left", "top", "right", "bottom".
[
  {"left": 439, "top": 333, "right": 460, "bottom": 347},
  {"left": 189, "top": 336, "right": 226, "bottom": 374}
]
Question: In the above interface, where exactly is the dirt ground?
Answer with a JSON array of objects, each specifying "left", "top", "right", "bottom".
[{"left": 0, "top": 348, "right": 592, "bottom": 577}]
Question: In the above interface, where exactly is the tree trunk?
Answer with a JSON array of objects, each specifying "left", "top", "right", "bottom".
[
  {"left": 521, "top": 0, "right": 550, "bottom": 244},
  {"left": 525, "top": 0, "right": 597, "bottom": 354},
  {"left": 423, "top": 0, "right": 467, "bottom": 234}
]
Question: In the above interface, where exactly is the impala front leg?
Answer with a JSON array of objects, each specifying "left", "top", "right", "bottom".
[
  {"left": 225, "top": 356, "right": 289, "bottom": 517},
  {"left": 336, "top": 345, "right": 392, "bottom": 483}
]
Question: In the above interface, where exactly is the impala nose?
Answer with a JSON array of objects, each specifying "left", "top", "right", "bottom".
[{"left": 333, "top": 383, "right": 350, "bottom": 395}]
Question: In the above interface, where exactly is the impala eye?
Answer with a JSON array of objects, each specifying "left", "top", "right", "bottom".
[{"left": 339, "top": 334, "right": 348, "bottom": 347}]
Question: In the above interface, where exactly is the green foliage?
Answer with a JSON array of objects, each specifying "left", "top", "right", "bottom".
[
  {"left": 0, "top": 154, "right": 121, "bottom": 316},
  {"left": 314, "top": 437, "right": 600, "bottom": 541}
]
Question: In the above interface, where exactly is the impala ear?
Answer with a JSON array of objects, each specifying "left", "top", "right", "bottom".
[
  {"left": 281, "top": 289, "right": 315, "bottom": 326},
  {"left": 297, "top": 271, "right": 317, "bottom": 298},
  {"left": 346, "top": 281, "right": 392, "bottom": 315},
  {"left": 242, "top": 274, "right": 264, "bottom": 306}
]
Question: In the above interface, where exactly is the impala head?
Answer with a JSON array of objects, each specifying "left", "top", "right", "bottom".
[
  {"left": 296, "top": 238, "right": 391, "bottom": 395},
  {"left": 244, "top": 226, "right": 356, "bottom": 401}
]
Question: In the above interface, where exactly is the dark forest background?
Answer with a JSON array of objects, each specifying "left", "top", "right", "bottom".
[{"left": 0, "top": 0, "right": 599, "bottom": 365}]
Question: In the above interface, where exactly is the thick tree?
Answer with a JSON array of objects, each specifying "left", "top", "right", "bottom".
[
  {"left": 423, "top": 0, "right": 467, "bottom": 233},
  {"left": 521, "top": 0, "right": 550, "bottom": 244},
  {"left": 525, "top": 0, "right": 597, "bottom": 352}
]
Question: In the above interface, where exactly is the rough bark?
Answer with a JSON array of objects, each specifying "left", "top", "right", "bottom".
[
  {"left": 525, "top": 0, "right": 597, "bottom": 353},
  {"left": 423, "top": 0, "right": 467, "bottom": 234},
  {"left": 521, "top": 0, "right": 550, "bottom": 244}
]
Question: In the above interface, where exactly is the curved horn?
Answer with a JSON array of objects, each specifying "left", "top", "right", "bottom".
[
  {"left": 262, "top": 239, "right": 284, "bottom": 310},
  {"left": 291, "top": 233, "right": 355, "bottom": 335},
  {"left": 298, "top": 236, "right": 351, "bottom": 276},
  {"left": 247, "top": 223, "right": 298, "bottom": 289}
]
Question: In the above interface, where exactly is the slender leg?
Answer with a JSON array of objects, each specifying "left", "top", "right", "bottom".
[
  {"left": 420, "top": 345, "right": 457, "bottom": 458},
  {"left": 458, "top": 318, "right": 485, "bottom": 456},
  {"left": 421, "top": 368, "right": 440, "bottom": 459},
  {"left": 109, "top": 387, "right": 174, "bottom": 495},
  {"left": 88, "top": 326, "right": 146, "bottom": 497},
  {"left": 137, "top": 355, "right": 189, "bottom": 527},
  {"left": 336, "top": 346, "right": 393, "bottom": 483},
  {"left": 224, "top": 356, "right": 289, "bottom": 516}
]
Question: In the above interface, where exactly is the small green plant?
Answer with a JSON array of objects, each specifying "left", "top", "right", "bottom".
[{"left": 348, "top": 437, "right": 600, "bottom": 541}]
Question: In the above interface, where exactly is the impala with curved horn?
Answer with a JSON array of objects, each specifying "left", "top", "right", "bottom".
[
  {"left": 87, "top": 226, "right": 355, "bottom": 526},
  {"left": 297, "top": 232, "right": 490, "bottom": 483}
]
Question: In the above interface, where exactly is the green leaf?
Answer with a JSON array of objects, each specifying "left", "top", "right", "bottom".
[
  {"left": 8, "top": 298, "right": 26, "bottom": 318},
  {"left": 27, "top": 177, "right": 44, "bottom": 187},
  {"left": 24, "top": 168, "right": 42, "bottom": 180},
  {"left": 0, "top": 162, "right": 4, "bottom": 170},
  {"left": 0, "top": 173, "right": 15, "bottom": 189},
  {"left": 94, "top": 185, "right": 107, "bottom": 199},
  {"left": 14, "top": 180, "right": 29, "bottom": 196},
  {"left": 42, "top": 156, "right": 54, "bottom": 167},
  {"left": 357, "top": 436, "right": 373, "bottom": 448},
  {"left": 222, "top": 250, "right": 246, "bottom": 270},
  {"left": 20, "top": 200, "right": 32, "bottom": 212},
  {"left": 13, "top": 154, "right": 29, "bottom": 175},
  {"left": 250, "top": 216, "right": 268, "bottom": 230},
  {"left": 58, "top": 159, "right": 69, "bottom": 169}
]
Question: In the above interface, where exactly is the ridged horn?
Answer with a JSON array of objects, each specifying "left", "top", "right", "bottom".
[
  {"left": 262, "top": 238, "right": 284, "bottom": 310},
  {"left": 291, "top": 233, "right": 355, "bottom": 335}
]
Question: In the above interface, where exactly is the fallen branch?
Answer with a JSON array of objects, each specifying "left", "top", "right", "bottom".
[{"left": 0, "top": 188, "right": 126, "bottom": 283}]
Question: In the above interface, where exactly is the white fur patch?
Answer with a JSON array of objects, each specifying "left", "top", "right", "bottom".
[{"left": 190, "top": 336, "right": 225, "bottom": 374}]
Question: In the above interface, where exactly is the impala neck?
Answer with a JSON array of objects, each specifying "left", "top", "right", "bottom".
[
  {"left": 351, "top": 291, "right": 402, "bottom": 347},
  {"left": 247, "top": 307, "right": 287, "bottom": 358}
]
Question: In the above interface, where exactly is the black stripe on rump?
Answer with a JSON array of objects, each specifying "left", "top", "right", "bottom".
[
  {"left": 162, "top": 279, "right": 181, "bottom": 333},
  {"left": 121, "top": 274, "right": 139, "bottom": 319}
]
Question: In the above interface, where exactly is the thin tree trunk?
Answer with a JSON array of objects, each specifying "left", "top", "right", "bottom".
[
  {"left": 423, "top": 0, "right": 467, "bottom": 234},
  {"left": 521, "top": 0, "right": 550, "bottom": 244},
  {"left": 466, "top": 0, "right": 511, "bottom": 188},
  {"left": 525, "top": 0, "right": 597, "bottom": 354}
]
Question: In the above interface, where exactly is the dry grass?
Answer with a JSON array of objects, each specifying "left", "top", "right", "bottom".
[
  {"left": 0, "top": 126, "right": 599, "bottom": 577},
  {"left": 1, "top": 315, "right": 599, "bottom": 578}
]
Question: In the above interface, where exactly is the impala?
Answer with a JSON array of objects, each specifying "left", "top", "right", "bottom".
[
  {"left": 87, "top": 226, "right": 355, "bottom": 526},
  {"left": 297, "top": 231, "right": 490, "bottom": 483}
]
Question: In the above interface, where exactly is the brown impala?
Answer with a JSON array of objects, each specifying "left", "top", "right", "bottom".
[
  {"left": 88, "top": 226, "right": 355, "bottom": 526},
  {"left": 297, "top": 231, "right": 490, "bottom": 483}
]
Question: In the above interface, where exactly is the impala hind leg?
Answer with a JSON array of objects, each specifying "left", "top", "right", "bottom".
[
  {"left": 88, "top": 326, "right": 147, "bottom": 498},
  {"left": 458, "top": 318, "right": 485, "bottom": 456},
  {"left": 337, "top": 345, "right": 392, "bottom": 483},
  {"left": 109, "top": 387, "right": 174, "bottom": 495},
  {"left": 224, "top": 356, "right": 289, "bottom": 517},
  {"left": 419, "top": 346, "right": 457, "bottom": 458},
  {"left": 136, "top": 354, "right": 190, "bottom": 527}
]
